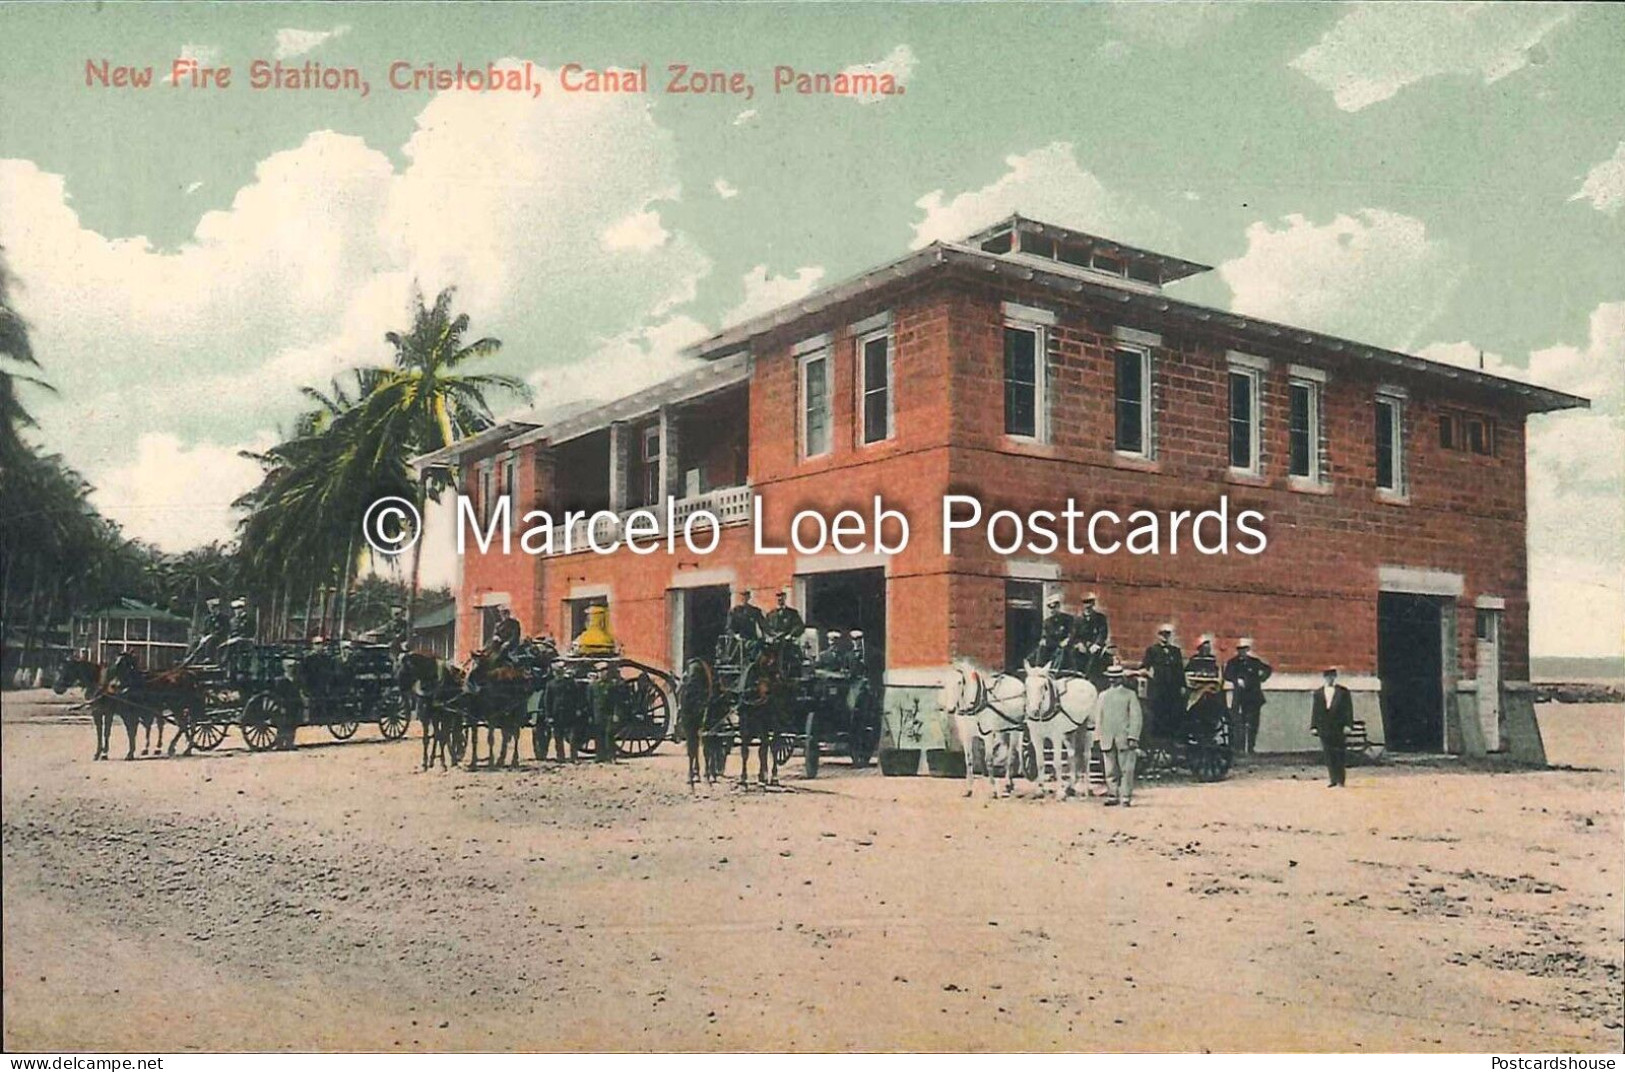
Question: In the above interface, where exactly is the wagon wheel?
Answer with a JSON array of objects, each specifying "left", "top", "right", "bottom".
[
  {"left": 1188, "top": 741, "right": 1233, "bottom": 782},
  {"left": 615, "top": 672, "right": 672, "bottom": 758},
  {"left": 185, "top": 719, "right": 228, "bottom": 752},
  {"left": 377, "top": 694, "right": 410, "bottom": 740},
  {"left": 803, "top": 711, "right": 821, "bottom": 779},
  {"left": 328, "top": 720, "right": 359, "bottom": 741},
  {"left": 771, "top": 732, "right": 797, "bottom": 767},
  {"left": 240, "top": 693, "right": 282, "bottom": 752}
]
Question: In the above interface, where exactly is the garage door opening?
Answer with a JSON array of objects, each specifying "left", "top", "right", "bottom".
[
  {"left": 1378, "top": 592, "right": 1445, "bottom": 751},
  {"left": 676, "top": 585, "right": 731, "bottom": 667},
  {"left": 800, "top": 568, "right": 886, "bottom": 687}
]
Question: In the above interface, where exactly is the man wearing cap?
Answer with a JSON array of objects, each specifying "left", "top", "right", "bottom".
[
  {"left": 228, "top": 597, "right": 253, "bottom": 640},
  {"left": 1074, "top": 593, "right": 1110, "bottom": 682},
  {"left": 589, "top": 662, "right": 619, "bottom": 762},
  {"left": 1224, "top": 639, "right": 1274, "bottom": 754},
  {"left": 1095, "top": 663, "right": 1143, "bottom": 806},
  {"left": 1310, "top": 667, "right": 1354, "bottom": 787},
  {"left": 1032, "top": 592, "right": 1078, "bottom": 672},
  {"left": 726, "top": 588, "right": 767, "bottom": 659},
  {"left": 816, "top": 630, "right": 856, "bottom": 675},
  {"left": 182, "top": 597, "right": 229, "bottom": 666},
  {"left": 1184, "top": 636, "right": 1227, "bottom": 743},
  {"left": 764, "top": 589, "right": 806, "bottom": 675},
  {"left": 1141, "top": 624, "right": 1184, "bottom": 739}
]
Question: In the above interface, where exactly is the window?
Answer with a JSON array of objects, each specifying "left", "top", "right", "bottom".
[
  {"left": 478, "top": 463, "right": 494, "bottom": 523},
  {"left": 858, "top": 330, "right": 892, "bottom": 445},
  {"left": 1289, "top": 379, "right": 1321, "bottom": 480},
  {"left": 566, "top": 595, "right": 608, "bottom": 641},
  {"left": 1114, "top": 347, "right": 1151, "bottom": 456},
  {"left": 642, "top": 426, "right": 661, "bottom": 504},
  {"left": 1003, "top": 324, "right": 1044, "bottom": 439},
  {"left": 1375, "top": 394, "right": 1404, "bottom": 494},
  {"left": 799, "top": 347, "right": 832, "bottom": 459},
  {"left": 1467, "top": 417, "right": 1493, "bottom": 456},
  {"left": 1227, "top": 367, "right": 1262, "bottom": 473},
  {"left": 1475, "top": 608, "right": 1498, "bottom": 642},
  {"left": 1438, "top": 413, "right": 1458, "bottom": 450},
  {"left": 502, "top": 454, "right": 518, "bottom": 510}
]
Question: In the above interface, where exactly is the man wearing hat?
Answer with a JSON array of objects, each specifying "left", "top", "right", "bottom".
[
  {"left": 725, "top": 588, "right": 767, "bottom": 659},
  {"left": 228, "top": 597, "right": 253, "bottom": 640},
  {"left": 1095, "top": 663, "right": 1144, "bottom": 806},
  {"left": 1224, "top": 638, "right": 1274, "bottom": 754},
  {"left": 764, "top": 588, "right": 806, "bottom": 675},
  {"left": 1032, "top": 592, "right": 1078, "bottom": 672},
  {"left": 1184, "top": 636, "right": 1227, "bottom": 744},
  {"left": 1140, "top": 624, "right": 1184, "bottom": 738},
  {"left": 182, "top": 597, "right": 230, "bottom": 666},
  {"left": 1310, "top": 667, "right": 1354, "bottom": 787},
  {"left": 589, "top": 661, "right": 619, "bottom": 762},
  {"left": 1074, "top": 593, "right": 1110, "bottom": 683},
  {"left": 815, "top": 630, "right": 855, "bottom": 675}
]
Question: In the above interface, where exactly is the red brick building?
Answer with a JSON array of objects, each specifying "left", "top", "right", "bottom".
[{"left": 423, "top": 216, "right": 1585, "bottom": 763}]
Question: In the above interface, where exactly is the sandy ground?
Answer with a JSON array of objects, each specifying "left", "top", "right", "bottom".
[{"left": 3, "top": 689, "right": 1621, "bottom": 1053}]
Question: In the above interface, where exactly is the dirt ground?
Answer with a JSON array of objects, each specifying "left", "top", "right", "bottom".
[{"left": 3, "top": 690, "right": 1621, "bottom": 1053}]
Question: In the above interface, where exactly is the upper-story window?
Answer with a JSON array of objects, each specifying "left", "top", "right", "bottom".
[
  {"left": 797, "top": 337, "right": 833, "bottom": 460},
  {"left": 1375, "top": 388, "right": 1406, "bottom": 495},
  {"left": 1114, "top": 346, "right": 1152, "bottom": 456},
  {"left": 641, "top": 425, "right": 661, "bottom": 504},
  {"left": 1226, "top": 353, "right": 1267, "bottom": 475},
  {"left": 477, "top": 462, "right": 495, "bottom": 523},
  {"left": 858, "top": 329, "right": 893, "bottom": 445},
  {"left": 501, "top": 454, "right": 518, "bottom": 509},
  {"left": 1003, "top": 324, "right": 1045, "bottom": 439},
  {"left": 1287, "top": 366, "right": 1325, "bottom": 483},
  {"left": 1441, "top": 410, "right": 1494, "bottom": 457},
  {"left": 1466, "top": 416, "right": 1494, "bottom": 456}
]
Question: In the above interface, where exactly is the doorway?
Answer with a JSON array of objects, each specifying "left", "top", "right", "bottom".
[
  {"left": 679, "top": 585, "right": 731, "bottom": 666},
  {"left": 800, "top": 568, "right": 886, "bottom": 685},
  {"left": 1004, "top": 580, "right": 1044, "bottom": 673},
  {"left": 1377, "top": 592, "right": 1445, "bottom": 751}
]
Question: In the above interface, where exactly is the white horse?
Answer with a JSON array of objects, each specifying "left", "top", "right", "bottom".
[
  {"left": 941, "top": 662, "right": 1029, "bottom": 798},
  {"left": 1023, "top": 665, "right": 1100, "bottom": 800}
]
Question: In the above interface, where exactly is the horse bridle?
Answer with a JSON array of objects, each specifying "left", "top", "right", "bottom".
[{"left": 957, "top": 666, "right": 1024, "bottom": 731}]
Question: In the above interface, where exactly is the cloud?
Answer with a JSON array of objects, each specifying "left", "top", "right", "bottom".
[
  {"left": 910, "top": 142, "right": 1170, "bottom": 250},
  {"left": 184, "top": 180, "right": 203, "bottom": 195},
  {"left": 1218, "top": 209, "right": 1462, "bottom": 349},
  {"left": 1569, "top": 142, "right": 1625, "bottom": 216},
  {"left": 92, "top": 433, "right": 274, "bottom": 550},
  {"left": 720, "top": 265, "right": 825, "bottom": 327},
  {"left": 732, "top": 109, "right": 758, "bottom": 126},
  {"left": 1290, "top": 3, "right": 1573, "bottom": 112},
  {"left": 1107, "top": 2, "right": 1240, "bottom": 48},
  {"left": 1423, "top": 303, "right": 1624, "bottom": 657},
  {"left": 1, "top": 63, "right": 713, "bottom": 554},
  {"left": 713, "top": 177, "right": 739, "bottom": 200},
  {"left": 274, "top": 25, "right": 350, "bottom": 61},
  {"left": 840, "top": 44, "right": 917, "bottom": 104}
]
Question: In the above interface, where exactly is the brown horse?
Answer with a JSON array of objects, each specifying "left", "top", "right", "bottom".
[
  {"left": 736, "top": 643, "right": 791, "bottom": 788},
  {"left": 678, "top": 658, "right": 730, "bottom": 789},
  {"left": 104, "top": 652, "right": 205, "bottom": 758},
  {"left": 396, "top": 651, "right": 464, "bottom": 771},
  {"left": 464, "top": 658, "right": 533, "bottom": 769},
  {"left": 53, "top": 655, "right": 129, "bottom": 760}
]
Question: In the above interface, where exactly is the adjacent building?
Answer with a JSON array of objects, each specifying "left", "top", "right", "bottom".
[{"left": 421, "top": 216, "right": 1586, "bottom": 764}]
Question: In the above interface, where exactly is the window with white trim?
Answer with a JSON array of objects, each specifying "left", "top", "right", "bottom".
[
  {"left": 799, "top": 346, "right": 832, "bottom": 459},
  {"left": 1003, "top": 323, "right": 1046, "bottom": 439},
  {"left": 1375, "top": 392, "right": 1405, "bottom": 494},
  {"left": 1288, "top": 378, "right": 1321, "bottom": 481},
  {"left": 1227, "top": 366, "right": 1263, "bottom": 474},
  {"left": 858, "top": 329, "right": 892, "bottom": 445},
  {"left": 1113, "top": 346, "right": 1152, "bottom": 456}
]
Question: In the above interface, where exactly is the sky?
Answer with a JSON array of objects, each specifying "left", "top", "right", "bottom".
[{"left": 0, "top": 2, "right": 1620, "bottom": 656}]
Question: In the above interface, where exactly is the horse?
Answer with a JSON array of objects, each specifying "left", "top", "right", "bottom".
[
  {"left": 464, "top": 656, "right": 534, "bottom": 769},
  {"left": 104, "top": 652, "right": 205, "bottom": 758},
  {"left": 53, "top": 655, "right": 127, "bottom": 761},
  {"left": 396, "top": 651, "right": 464, "bottom": 770},
  {"left": 940, "top": 662, "right": 1029, "bottom": 798},
  {"left": 1022, "top": 664, "right": 1100, "bottom": 800},
  {"left": 735, "top": 642, "right": 790, "bottom": 788},
  {"left": 678, "top": 658, "right": 731, "bottom": 789}
]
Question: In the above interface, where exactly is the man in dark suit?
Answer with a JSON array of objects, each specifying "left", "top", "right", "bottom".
[
  {"left": 1309, "top": 666, "right": 1354, "bottom": 787},
  {"left": 1224, "top": 638, "right": 1273, "bottom": 754},
  {"left": 1140, "top": 624, "right": 1184, "bottom": 739}
]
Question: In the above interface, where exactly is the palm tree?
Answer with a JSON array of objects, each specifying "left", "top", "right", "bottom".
[
  {"left": 0, "top": 247, "right": 51, "bottom": 471},
  {"left": 366, "top": 286, "right": 530, "bottom": 629}
]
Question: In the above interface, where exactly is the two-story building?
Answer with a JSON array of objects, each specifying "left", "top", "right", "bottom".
[{"left": 419, "top": 216, "right": 1586, "bottom": 766}]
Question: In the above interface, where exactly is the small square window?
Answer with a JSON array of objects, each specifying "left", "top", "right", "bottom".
[
  {"left": 1439, "top": 414, "right": 1458, "bottom": 450},
  {"left": 1467, "top": 418, "right": 1493, "bottom": 456}
]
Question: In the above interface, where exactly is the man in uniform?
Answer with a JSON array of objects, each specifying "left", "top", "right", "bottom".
[
  {"left": 384, "top": 606, "right": 411, "bottom": 657},
  {"left": 725, "top": 588, "right": 768, "bottom": 659},
  {"left": 1223, "top": 638, "right": 1273, "bottom": 754},
  {"left": 1184, "top": 635, "right": 1226, "bottom": 741},
  {"left": 488, "top": 607, "right": 523, "bottom": 663},
  {"left": 1140, "top": 624, "right": 1184, "bottom": 739},
  {"left": 1095, "top": 663, "right": 1143, "bottom": 806},
  {"left": 764, "top": 588, "right": 806, "bottom": 675},
  {"left": 182, "top": 598, "right": 229, "bottom": 666},
  {"left": 815, "top": 630, "right": 855, "bottom": 675},
  {"left": 1073, "top": 593, "right": 1111, "bottom": 682},
  {"left": 1310, "top": 666, "right": 1354, "bottom": 787},
  {"left": 589, "top": 662, "right": 618, "bottom": 762},
  {"left": 1032, "top": 592, "right": 1078, "bottom": 672},
  {"left": 228, "top": 598, "right": 253, "bottom": 639}
]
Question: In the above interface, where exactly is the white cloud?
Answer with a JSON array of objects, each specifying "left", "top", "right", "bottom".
[
  {"left": 2, "top": 63, "right": 713, "bottom": 553},
  {"left": 713, "top": 177, "right": 739, "bottom": 200},
  {"left": 1107, "top": 2, "right": 1240, "bottom": 48},
  {"left": 1569, "top": 142, "right": 1625, "bottom": 216},
  {"left": 93, "top": 433, "right": 274, "bottom": 549},
  {"left": 274, "top": 25, "right": 350, "bottom": 61},
  {"left": 1424, "top": 303, "right": 1625, "bottom": 658},
  {"left": 732, "top": 109, "right": 758, "bottom": 126},
  {"left": 1290, "top": 3, "right": 1573, "bottom": 112},
  {"left": 600, "top": 208, "right": 670, "bottom": 252},
  {"left": 161, "top": 44, "right": 221, "bottom": 84},
  {"left": 720, "top": 265, "right": 825, "bottom": 328},
  {"left": 1218, "top": 209, "right": 1461, "bottom": 349},
  {"left": 184, "top": 180, "right": 203, "bottom": 195},
  {"left": 910, "top": 142, "right": 1170, "bottom": 250},
  {"left": 840, "top": 44, "right": 917, "bottom": 104}
]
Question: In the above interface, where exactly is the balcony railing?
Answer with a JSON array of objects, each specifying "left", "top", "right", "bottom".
[{"left": 547, "top": 484, "right": 753, "bottom": 554}]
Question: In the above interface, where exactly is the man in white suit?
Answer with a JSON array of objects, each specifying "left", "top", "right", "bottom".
[{"left": 1096, "top": 663, "right": 1144, "bottom": 806}]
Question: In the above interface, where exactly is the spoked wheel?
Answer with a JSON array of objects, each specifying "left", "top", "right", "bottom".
[
  {"left": 803, "top": 711, "right": 821, "bottom": 779},
  {"left": 328, "top": 720, "right": 359, "bottom": 741},
  {"left": 240, "top": 693, "right": 283, "bottom": 752},
  {"left": 615, "top": 672, "right": 673, "bottom": 758},
  {"left": 185, "top": 720, "right": 228, "bottom": 752},
  {"left": 1188, "top": 742, "right": 1233, "bottom": 782},
  {"left": 377, "top": 696, "right": 410, "bottom": 740},
  {"left": 771, "top": 733, "right": 797, "bottom": 767}
]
